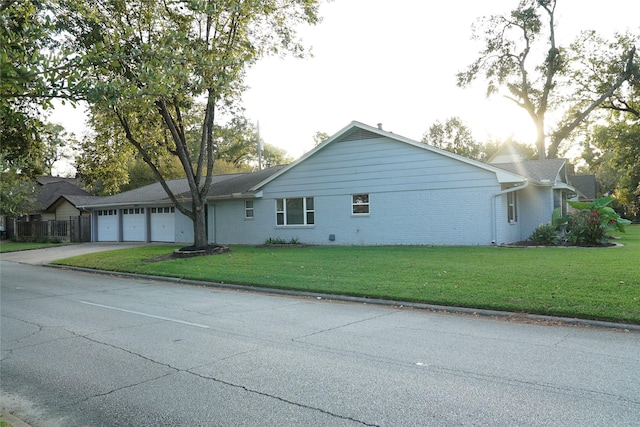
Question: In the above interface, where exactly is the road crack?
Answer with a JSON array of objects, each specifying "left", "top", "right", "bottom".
[
  {"left": 185, "top": 369, "right": 381, "bottom": 427},
  {"left": 293, "top": 311, "right": 396, "bottom": 341},
  {"left": 64, "top": 331, "right": 379, "bottom": 426}
]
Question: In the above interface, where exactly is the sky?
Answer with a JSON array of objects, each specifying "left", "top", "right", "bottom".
[{"left": 50, "top": 0, "right": 639, "bottom": 174}]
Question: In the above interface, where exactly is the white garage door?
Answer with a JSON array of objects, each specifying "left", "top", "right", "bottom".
[
  {"left": 97, "top": 209, "right": 118, "bottom": 241},
  {"left": 150, "top": 207, "right": 175, "bottom": 242},
  {"left": 122, "top": 208, "right": 146, "bottom": 241}
]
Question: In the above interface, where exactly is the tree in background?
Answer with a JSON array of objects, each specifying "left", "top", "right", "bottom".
[
  {"left": 422, "top": 117, "right": 539, "bottom": 163},
  {"left": 313, "top": 131, "right": 330, "bottom": 147},
  {"left": 40, "top": 122, "right": 75, "bottom": 175},
  {"left": 76, "top": 114, "right": 293, "bottom": 195},
  {"left": 0, "top": 156, "right": 39, "bottom": 218},
  {"left": 421, "top": 117, "right": 485, "bottom": 161},
  {"left": 573, "top": 31, "right": 639, "bottom": 219},
  {"left": 1, "top": 0, "right": 86, "bottom": 215},
  {"left": 457, "top": 0, "right": 637, "bottom": 160},
  {"left": 581, "top": 117, "right": 639, "bottom": 220},
  {"left": 1, "top": 0, "right": 85, "bottom": 174},
  {"left": 60, "top": 0, "right": 321, "bottom": 247}
]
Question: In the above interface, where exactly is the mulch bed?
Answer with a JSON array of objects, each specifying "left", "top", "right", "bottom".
[
  {"left": 144, "top": 244, "right": 230, "bottom": 262},
  {"left": 504, "top": 241, "right": 617, "bottom": 248}
]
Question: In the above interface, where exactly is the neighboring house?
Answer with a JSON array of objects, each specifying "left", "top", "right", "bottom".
[
  {"left": 82, "top": 121, "right": 579, "bottom": 246},
  {"left": 7, "top": 177, "right": 98, "bottom": 241},
  {"left": 33, "top": 179, "right": 97, "bottom": 221},
  {"left": 568, "top": 174, "right": 599, "bottom": 202}
]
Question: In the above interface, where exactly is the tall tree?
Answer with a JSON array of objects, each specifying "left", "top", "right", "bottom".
[
  {"left": 457, "top": 0, "right": 637, "bottom": 159},
  {"left": 421, "top": 117, "right": 485, "bottom": 161},
  {"left": 40, "top": 122, "right": 74, "bottom": 175},
  {"left": 59, "top": 0, "right": 321, "bottom": 247}
]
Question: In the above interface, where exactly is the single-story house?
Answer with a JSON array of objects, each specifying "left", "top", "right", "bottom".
[
  {"left": 81, "top": 121, "right": 578, "bottom": 246},
  {"left": 5, "top": 177, "right": 98, "bottom": 241},
  {"left": 31, "top": 178, "right": 97, "bottom": 222}
]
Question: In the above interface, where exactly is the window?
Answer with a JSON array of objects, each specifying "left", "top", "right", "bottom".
[
  {"left": 276, "top": 197, "right": 314, "bottom": 225},
  {"left": 352, "top": 194, "right": 370, "bottom": 215},
  {"left": 245, "top": 200, "right": 254, "bottom": 219},
  {"left": 507, "top": 192, "right": 518, "bottom": 223}
]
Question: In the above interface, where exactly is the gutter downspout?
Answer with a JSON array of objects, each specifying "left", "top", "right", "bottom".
[{"left": 491, "top": 181, "right": 529, "bottom": 245}]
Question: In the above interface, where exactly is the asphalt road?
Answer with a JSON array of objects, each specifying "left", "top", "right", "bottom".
[{"left": 1, "top": 257, "right": 639, "bottom": 426}]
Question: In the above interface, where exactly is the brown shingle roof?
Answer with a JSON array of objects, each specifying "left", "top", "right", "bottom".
[{"left": 36, "top": 181, "right": 94, "bottom": 210}]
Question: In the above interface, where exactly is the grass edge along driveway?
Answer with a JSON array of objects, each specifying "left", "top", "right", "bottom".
[{"left": 54, "top": 225, "right": 640, "bottom": 325}]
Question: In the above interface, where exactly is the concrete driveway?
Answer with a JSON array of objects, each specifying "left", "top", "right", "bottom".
[{"left": 0, "top": 242, "right": 150, "bottom": 265}]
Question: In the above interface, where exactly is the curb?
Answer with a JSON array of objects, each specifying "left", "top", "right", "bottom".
[
  {"left": 47, "top": 264, "right": 640, "bottom": 332},
  {"left": 1, "top": 411, "right": 32, "bottom": 427}
]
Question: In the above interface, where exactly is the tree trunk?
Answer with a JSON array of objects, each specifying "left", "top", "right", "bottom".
[
  {"left": 192, "top": 196, "right": 208, "bottom": 248},
  {"left": 534, "top": 116, "right": 546, "bottom": 160}
]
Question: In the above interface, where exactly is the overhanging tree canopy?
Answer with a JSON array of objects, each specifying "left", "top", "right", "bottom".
[
  {"left": 457, "top": 0, "right": 638, "bottom": 159},
  {"left": 56, "top": 0, "right": 321, "bottom": 247}
]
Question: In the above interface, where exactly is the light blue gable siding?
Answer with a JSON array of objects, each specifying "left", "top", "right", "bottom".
[
  {"left": 213, "top": 136, "right": 506, "bottom": 245},
  {"left": 264, "top": 137, "right": 499, "bottom": 196}
]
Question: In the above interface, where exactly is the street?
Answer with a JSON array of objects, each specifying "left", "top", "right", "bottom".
[{"left": 1, "top": 260, "right": 639, "bottom": 426}]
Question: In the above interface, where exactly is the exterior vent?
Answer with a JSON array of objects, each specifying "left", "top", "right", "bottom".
[{"left": 336, "top": 128, "right": 384, "bottom": 143}]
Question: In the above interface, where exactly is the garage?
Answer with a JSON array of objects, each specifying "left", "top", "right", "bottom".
[
  {"left": 97, "top": 209, "right": 118, "bottom": 241},
  {"left": 122, "top": 208, "right": 146, "bottom": 241},
  {"left": 150, "top": 206, "right": 175, "bottom": 242}
]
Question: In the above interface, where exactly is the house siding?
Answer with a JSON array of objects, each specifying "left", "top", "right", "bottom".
[
  {"left": 518, "top": 185, "right": 554, "bottom": 241},
  {"left": 174, "top": 207, "right": 194, "bottom": 243},
  {"left": 55, "top": 201, "right": 80, "bottom": 220},
  {"left": 213, "top": 137, "right": 502, "bottom": 246}
]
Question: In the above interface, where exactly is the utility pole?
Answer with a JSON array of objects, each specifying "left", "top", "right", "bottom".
[{"left": 257, "top": 121, "right": 263, "bottom": 171}]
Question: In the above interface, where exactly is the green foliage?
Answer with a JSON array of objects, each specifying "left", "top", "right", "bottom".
[
  {"left": 579, "top": 60, "right": 640, "bottom": 221},
  {"left": 264, "top": 237, "right": 287, "bottom": 245},
  {"left": 458, "top": 2, "right": 639, "bottom": 159},
  {"left": 313, "top": 131, "right": 330, "bottom": 147},
  {"left": 1, "top": 0, "right": 85, "bottom": 177},
  {"left": 0, "top": 156, "right": 39, "bottom": 218},
  {"left": 528, "top": 223, "right": 558, "bottom": 245},
  {"left": 555, "top": 197, "right": 632, "bottom": 245},
  {"left": 422, "top": 117, "right": 486, "bottom": 161},
  {"left": 264, "top": 236, "right": 301, "bottom": 245},
  {"left": 58, "top": 0, "right": 320, "bottom": 246}
]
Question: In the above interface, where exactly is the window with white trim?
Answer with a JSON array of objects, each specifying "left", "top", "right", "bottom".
[
  {"left": 352, "top": 194, "right": 370, "bottom": 215},
  {"left": 276, "top": 197, "right": 314, "bottom": 225},
  {"left": 245, "top": 200, "right": 254, "bottom": 219},
  {"left": 507, "top": 191, "right": 518, "bottom": 223}
]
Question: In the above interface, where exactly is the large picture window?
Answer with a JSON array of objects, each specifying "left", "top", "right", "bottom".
[
  {"left": 352, "top": 194, "right": 370, "bottom": 215},
  {"left": 276, "top": 197, "right": 314, "bottom": 225}
]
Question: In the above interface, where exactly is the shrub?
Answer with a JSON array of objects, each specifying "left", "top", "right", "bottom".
[
  {"left": 264, "top": 236, "right": 302, "bottom": 245},
  {"left": 264, "top": 237, "right": 287, "bottom": 245},
  {"left": 555, "top": 197, "right": 632, "bottom": 246},
  {"left": 528, "top": 223, "right": 558, "bottom": 245}
]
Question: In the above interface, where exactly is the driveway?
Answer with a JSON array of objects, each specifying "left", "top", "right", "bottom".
[{"left": 0, "top": 242, "right": 150, "bottom": 265}]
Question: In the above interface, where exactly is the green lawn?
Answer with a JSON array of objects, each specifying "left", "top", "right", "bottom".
[
  {"left": 54, "top": 225, "right": 640, "bottom": 324},
  {"left": 0, "top": 241, "right": 67, "bottom": 253}
]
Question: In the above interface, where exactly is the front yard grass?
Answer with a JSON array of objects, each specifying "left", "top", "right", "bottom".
[
  {"left": 0, "top": 241, "right": 67, "bottom": 253},
  {"left": 54, "top": 225, "right": 640, "bottom": 324}
]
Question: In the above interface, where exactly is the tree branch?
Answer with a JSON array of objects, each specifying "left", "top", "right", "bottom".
[
  {"left": 113, "top": 107, "right": 194, "bottom": 220},
  {"left": 548, "top": 45, "right": 637, "bottom": 158}
]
